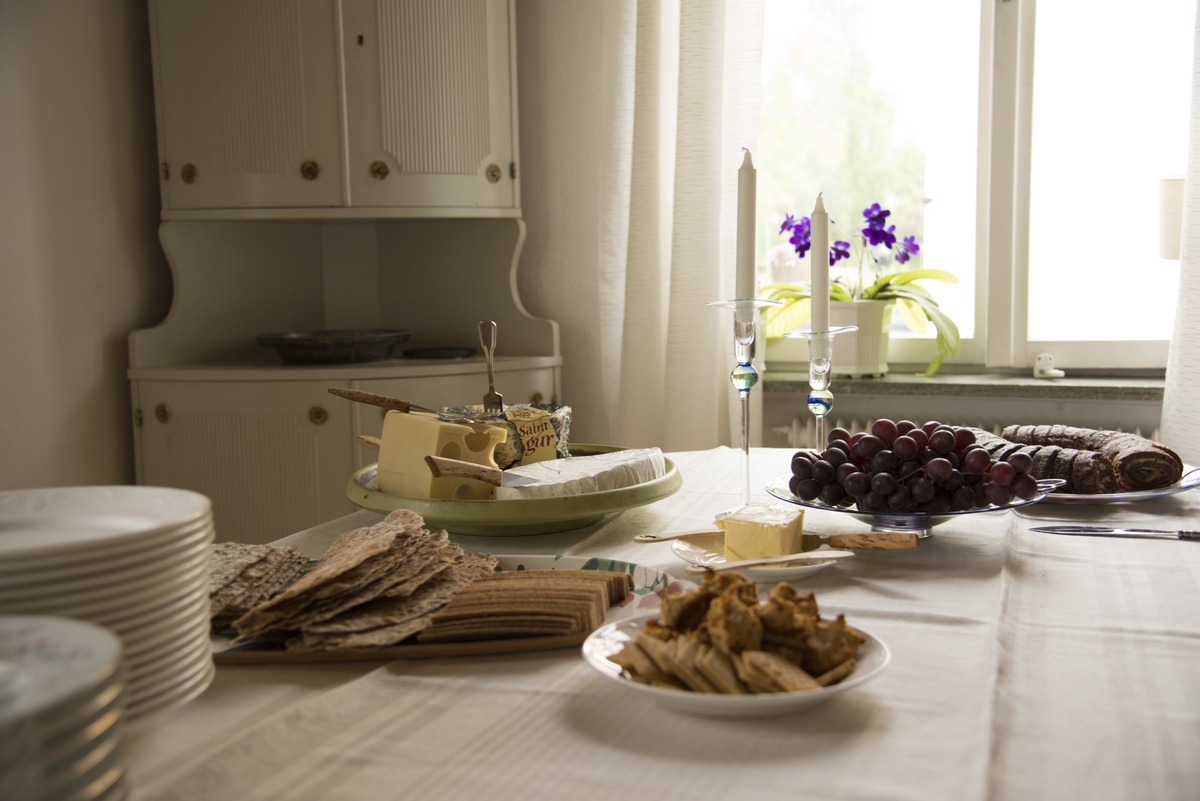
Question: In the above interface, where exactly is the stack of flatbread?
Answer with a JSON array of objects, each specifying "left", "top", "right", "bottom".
[
  {"left": 209, "top": 542, "right": 307, "bottom": 625},
  {"left": 233, "top": 510, "right": 498, "bottom": 651}
]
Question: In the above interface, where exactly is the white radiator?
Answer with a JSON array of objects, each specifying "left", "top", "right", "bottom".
[{"left": 775, "top": 417, "right": 1161, "bottom": 450}]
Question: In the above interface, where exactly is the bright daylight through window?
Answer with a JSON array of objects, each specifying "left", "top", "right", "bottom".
[
  {"left": 1027, "top": 0, "right": 1193, "bottom": 344},
  {"left": 758, "top": 0, "right": 981, "bottom": 362}
]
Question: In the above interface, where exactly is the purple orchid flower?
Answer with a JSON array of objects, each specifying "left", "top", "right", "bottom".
[
  {"left": 864, "top": 223, "right": 897, "bottom": 249},
  {"left": 895, "top": 235, "right": 921, "bottom": 264},
  {"left": 862, "top": 203, "right": 891, "bottom": 229},
  {"left": 830, "top": 240, "right": 851, "bottom": 266},
  {"left": 780, "top": 213, "right": 796, "bottom": 234},
  {"left": 789, "top": 216, "right": 812, "bottom": 258}
]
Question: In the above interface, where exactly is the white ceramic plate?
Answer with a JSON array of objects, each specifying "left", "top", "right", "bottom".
[
  {"left": 125, "top": 659, "right": 215, "bottom": 722},
  {"left": 0, "top": 486, "right": 211, "bottom": 561},
  {"left": 1039, "top": 464, "right": 1200, "bottom": 504},
  {"left": 583, "top": 615, "right": 891, "bottom": 718},
  {"left": 670, "top": 534, "right": 838, "bottom": 584}
]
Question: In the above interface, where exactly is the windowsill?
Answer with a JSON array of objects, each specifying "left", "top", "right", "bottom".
[{"left": 763, "top": 366, "right": 1164, "bottom": 402}]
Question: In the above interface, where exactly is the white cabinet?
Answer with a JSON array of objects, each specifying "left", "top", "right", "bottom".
[
  {"left": 149, "top": 0, "right": 519, "bottom": 217},
  {"left": 150, "top": 0, "right": 344, "bottom": 210},
  {"left": 136, "top": 378, "right": 357, "bottom": 544},
  {"left": 342, "top": 0, "right": 516, "bottom": 210}
]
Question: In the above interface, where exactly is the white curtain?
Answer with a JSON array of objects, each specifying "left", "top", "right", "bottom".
[
  {"left": 516, "top": 0, "right": 765, "bottom": 451},
  {"left": 1161, "top": 7, "right": 1200, "bottom": 463}
]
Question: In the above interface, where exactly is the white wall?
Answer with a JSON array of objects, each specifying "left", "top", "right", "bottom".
[{"left": 0, "top": 0, "right": 172, "bottom": 489}]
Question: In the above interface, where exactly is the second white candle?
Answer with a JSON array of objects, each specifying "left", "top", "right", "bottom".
[{"left": 810, "top": 193, "right": 830, "bottom": 333}]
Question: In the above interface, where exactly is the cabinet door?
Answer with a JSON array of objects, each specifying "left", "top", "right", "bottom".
[
  {"left": 137, "top": 379, "right": 355, "bottom": 543},
  {"left": 342, "top": 0, "right": 516, "bottom": 209},
  {"left": 353, "top": 368, "right": 556, "bottom": 468},
  {"left": 151, "top": 0, "right": 344, "bottom": 210}
]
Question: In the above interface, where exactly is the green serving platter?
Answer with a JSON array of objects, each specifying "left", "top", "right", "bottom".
[{"left": 346, "top": 444, "right": 683, "bottom": 536}]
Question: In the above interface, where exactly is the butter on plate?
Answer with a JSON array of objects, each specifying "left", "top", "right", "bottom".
[{"left": 715, "top": 503, "right": 805, "bottom": 562}]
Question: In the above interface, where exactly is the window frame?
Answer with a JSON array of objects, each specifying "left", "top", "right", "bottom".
[{"left": 888, "top": 0, "right": 1173, "bottom": 372}]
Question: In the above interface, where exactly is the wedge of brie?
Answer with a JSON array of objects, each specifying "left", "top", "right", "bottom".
[
  {"left": 715, "top": 503, "right": 805, "bottom": 562},
  {"left": 493, "top": 448, "right": 666, "bottom": 500}
]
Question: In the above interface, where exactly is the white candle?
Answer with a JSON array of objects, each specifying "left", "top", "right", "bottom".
[
  {"left": 736, "top": 148, "right": 756, "bottom": 299},
  {"left": 810, "top": 193, "right": 830, "bottom": 333}
]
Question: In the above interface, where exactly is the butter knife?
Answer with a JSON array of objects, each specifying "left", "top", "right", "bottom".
[{"left": 1028, "top": 525, "right": 1200, "bottom": 540}]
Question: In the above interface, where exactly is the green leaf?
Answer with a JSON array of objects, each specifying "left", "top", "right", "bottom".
[
  {"left": 830, "top": 284, "right": 855, "bottom": 302},
  {"left": 764, "top": 297, "right": 811, "bottom": 339},
  {"left": 896, "top": 298, "right": 928, "bottom": 334},
  {"left": 885, "top": 269, "right": 959, "bottom": 286},
  {"left": 879, "top": 284, "right": 961, "bottom": 375}
]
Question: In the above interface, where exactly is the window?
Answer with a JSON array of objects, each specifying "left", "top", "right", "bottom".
[{"left": 758, "top": 0, "right": 1196, "bottom": 370}]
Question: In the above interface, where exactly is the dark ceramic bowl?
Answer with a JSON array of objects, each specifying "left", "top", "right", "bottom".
[{"left": 256, "top": 330, "right": 412, "bottom": 365}]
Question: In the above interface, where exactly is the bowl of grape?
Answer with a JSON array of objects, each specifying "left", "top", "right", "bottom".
[{"left": 766, "top": 419, "right": 1064, "bottom": 536}]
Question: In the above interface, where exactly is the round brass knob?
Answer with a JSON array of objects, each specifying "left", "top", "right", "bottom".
[
  {"left": 180, "top": 164, "right": 197, "bottom": 184},
  {"left": 154, "top": 403, "right": 171, "bottom": 424},
  {"left": 370, "top": 161, "right": 390, "bottom": 180},
  {"left": 486, "top": 163, "right": 502, "bottom": 183},
  {"left": 309, "top": 406, "right": 329, "bottom": 425},
  {"left": 530, "top": 392, "right": 544, "bottom": 404},
  {"left": 160, "top": 162, "right": 170, "bottom": 180},
  {"left": 300, "top": 161, "right": 320, "bottom": 180}
]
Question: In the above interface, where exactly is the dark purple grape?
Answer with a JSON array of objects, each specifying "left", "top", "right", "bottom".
[
  {"left": 791, "top": 456, "right": 813, "bottom": 479},
  {"left": 896, "top": 420, "right": 917, "bottom": 436},
  {"left": 943, "top": 470, "right": 965, "bottom": 491},
  {"left": 839, "top": 497, "right": 856, "bottom": 508},
  {"left": 964, "top": 448, "right": 991, "bottom": 473},
  {"left": 835, "top": 462, "right": 859, "bottom": 485},
  {"left": 860, "top": 491, "right": 887, "bottom": 512},
  {"left": 871, "top": 449, "right": 898, "bottom": 474},
  {"left": 821, "top": 448, "right": 848, "bottom": 467},
  {"left": 929, "top": 429, "right": 956, "bottom": 454},
  {"left": 954, "top": 427, "right": 977, "bottom": 449},
  {"left": 910, "top": 477, "right": 935, "bottom": 503},
  {"left": 888, "top": 487, "right": 916, "bottom": 512},
  {"left": 811, "top": 459, "right": 835, "bottom": 484},
  {"left": 892, "top": 435, "right": 919, "bottom": 461},
  {"left": 990, "top": 461, "right": 1015, "bottom": 486},
  {"left": 871, "top": 472, "right": 897, "bottom": 496},
  {"left": 789, "top": 475, "right": 802, "bottom": 496},
  {"left": 844, "top": 471, "right": 872, "bottom": 497},
  {"left": 973, "top": 482, "right": 990, "bottom": 507},
  {"left": 819, "top": 482, "right": 846, "bottom": 506},
  {"left": 1007, "top": 452, "right": 1033, "bottom": 475},
  {"left": 921, "top": 420, "right": 942, "bottom": 437},
  {"left": 926, "top": 493, "right": 952, "bottom": 514},
  {"left": 898, "top": 459, "right": 921, "bottom": 479},
  {"left": 984, "top": 482, "right": 1013, "bottom": 506},
  {"left": 908, "top": 429, "right": 929, "bottom": 450},
  {"left": 797, "top": 478, "right": 821, "bottom": 500},
  {"left": 952, "top": 486, "right": 976, "bottom": 510},
  {"left": 1012, "top": 473, "right": 1039, "bottom": 500},
  {"left": 829, "top": 439, "right": 852, "bottom": 456},
  {"left": 919, "top": 449, "right": 939, "bottom": 465},
  {"left": 945, "top": 452, "right": 960, "bottom": 470},
  {"left": 871, "top": 419, "right": 899, "bottom": 446},
  {"left": 851, "top": 435, "right": 885, "bottom": 461},
  {"left": 926, "top": 457, "right": 953, "bottom": 483},
  {"left": 828, "top": 427, "right": 851, "bottom": 444},
  {"left": 849, "top": 432, "right": 865, "bottom": 447}
]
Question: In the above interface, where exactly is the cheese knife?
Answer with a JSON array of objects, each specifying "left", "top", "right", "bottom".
[
  {"left": 633, "top": 529, "right": 918, "bottom": 550},
  {"left": 683, "top": 549, "right": 856, "bottom": 574},
  {"left": 1028, "top": 525, "right": 1200, "bottom": 540},
  {"left": 425, "top": 454, "right": 536, "bottom": 488}
]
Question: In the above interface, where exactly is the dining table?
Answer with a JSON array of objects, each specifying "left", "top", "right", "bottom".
[{"left": 124, "top": 446, "right": 1200, "bottom": 801}]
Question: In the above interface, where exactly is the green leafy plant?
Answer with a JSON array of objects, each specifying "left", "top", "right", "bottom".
[{"left": 763, "top": 203, "right": 961, "bottom": 376}]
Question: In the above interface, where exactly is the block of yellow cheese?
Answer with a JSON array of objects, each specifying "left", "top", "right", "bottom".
[
  {"left": 376, "top": 411, "right": 507, "bottom": 500},
  {"left": 714, "top": 503, "right": 805, "bottom": 562}
]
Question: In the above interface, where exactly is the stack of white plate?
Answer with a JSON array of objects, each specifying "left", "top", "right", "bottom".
[
  {"left": 0, "top": 487, "right": 214, "bottom": 720},
  {"left": 0, "top": 615, "right": 128, "bottom": 800}
]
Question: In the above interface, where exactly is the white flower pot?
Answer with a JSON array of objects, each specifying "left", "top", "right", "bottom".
[{"left": 765, "top": 299, "right": 895, "bottom": 377}]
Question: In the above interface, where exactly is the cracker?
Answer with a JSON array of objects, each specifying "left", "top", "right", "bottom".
[
  {"left": 814, "top": 657, "right": 857, "bottom": 687},
  {"left": 208, "top": 542, "right": 271, "bottom": 595},
  {"left": 740, "top": 650, "right": 819, "bottom": 692}
]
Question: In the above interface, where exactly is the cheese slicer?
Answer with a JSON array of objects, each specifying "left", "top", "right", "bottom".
[
  {"left": 479, "top": 320, "right": 504, "bottom": 412},
  {"left": 425, "top": 454, "right": 534, "bottom": 488}
]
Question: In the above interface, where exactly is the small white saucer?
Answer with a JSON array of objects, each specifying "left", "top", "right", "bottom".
[{"left": 671, "top": 533, "right": 838, "bottom": 584}]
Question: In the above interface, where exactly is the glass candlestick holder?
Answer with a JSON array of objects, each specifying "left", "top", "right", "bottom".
[
  {"left": 708, "top": 298, "right": 782, "bottom": 507},
  {"left": 784, "top": 325, "right": 857, "bottom": 450}
]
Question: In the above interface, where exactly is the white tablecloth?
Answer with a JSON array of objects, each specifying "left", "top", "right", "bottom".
[{"left": 125, "top": 447, "right": 1200, "bottom": 801}]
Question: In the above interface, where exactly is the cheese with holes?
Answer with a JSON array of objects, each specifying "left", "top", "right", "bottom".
[
  {"left": 493, "top": 448, "right": 666, "bottom": 500},
  {"left": 715, "top": 503, "right": 805, "bottom": 562},
  {"left": 376, "top": 411, "right": 507, "bottom": 500}
]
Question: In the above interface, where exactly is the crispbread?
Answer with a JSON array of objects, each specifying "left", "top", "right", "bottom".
[
  {"left": 210, "top": 546, "right": 305, "bottom": 619},
  {"left": 209, "top": 542, "right": 271, "bottom": 595}
]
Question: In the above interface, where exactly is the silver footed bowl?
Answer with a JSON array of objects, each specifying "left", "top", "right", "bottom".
[{"left": 765, "top": 476, "right": 1065, "bottom": 536}]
